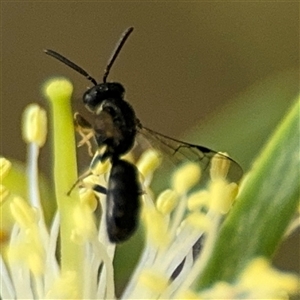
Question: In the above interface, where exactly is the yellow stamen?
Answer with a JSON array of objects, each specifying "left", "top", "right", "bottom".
[
  {"left": 172, "top": 163, "right": 201, "bottom": 195},
  {"left": 137, "top": 149, "right": 161, "bottom": 179},
  {"left": 238, "top": 257, "right": 300, "bottom": 295},
  {"left": 210, "top": 152, "right": 230, "bottom": 181},
  {"left": 209, "top": 180, "right": 238, "bottom": 214},
  {"left": 9, "top": 196, "right": 45, "bottom": 275},
  {"left": 22, "top": 104, "right": 47, "bottom": 147},
  {"left": 156, "top": 189, "right": 178, "bottom": 215}
]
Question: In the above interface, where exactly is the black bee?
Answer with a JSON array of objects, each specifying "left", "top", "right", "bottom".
[{"left": 44, "top": 27, "right": 242, "bottom": 243}]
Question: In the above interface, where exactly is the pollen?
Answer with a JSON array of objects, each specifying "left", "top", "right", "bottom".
[
  {"left": 156, "top": 189, "right": 178, "bottom": 215},
  {"left": 172, "top": 162, "right": 201, "bottom": 195},
  {"left": 22, "top": 104, "right": 47, "bottom": 147},
  {"left": 139, "top": 269, "right": 169, "bottom": 294},
  {"left": 137, "top": 149, "right": 162, "bottom": 179},
  {"left": 210, "top": 152, "right": 231, "bottom": 181}
]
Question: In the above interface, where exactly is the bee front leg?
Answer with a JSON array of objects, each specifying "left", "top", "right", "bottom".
[{"left": 74, "top": 112, "right": 95, "bottom": 157}]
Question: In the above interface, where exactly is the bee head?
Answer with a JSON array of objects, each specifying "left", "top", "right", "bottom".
[{"left": 83, "top": 82, "right": 125, "bottom": 112}]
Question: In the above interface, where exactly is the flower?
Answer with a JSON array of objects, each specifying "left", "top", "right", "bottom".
[{"left": 0, "top": 78, "right": 299, "bottom": 299}]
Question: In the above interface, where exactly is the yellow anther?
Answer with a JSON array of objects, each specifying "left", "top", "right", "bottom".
[
  {"left": 0, "top": 157, "right": 12, "bottom": 179},
  {"left": 137, "top": 149, "right": 161, "bottom": 179},
  {"left": 10, "top": 196, "right": 38, "bottom": 228},
  {"left": 186, "top": 212, "right": 211, "bottom": 231},
  {"left": 172, "top": 162, "right": 201, "bottom": 194},
  {"left": 210, "top": 152, "right": 231, "bottom": 181},
  {"left": 187, "top": 190, "right": 210, "bottom": 211},
  {"left": 209, "top": 179, "right": 237, "bottom": 214},
  {"left": 227, "top": 182, "right": 239, "bottom": 201},
  {"left": 139, "top": 269, "right": 169, "bottom": 294},
  {"left": 238, "top": 257, "right": 299, "bottom": 295},
  {"left": 156, "top": 189, "right": 178, "bottom": 215},
  {"left": 22, "top": 104, "right": 47, "bottom": 147}
]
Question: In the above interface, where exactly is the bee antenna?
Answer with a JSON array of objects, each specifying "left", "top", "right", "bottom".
[
  {"left": 103, "top": 27, "right": 134, "bottom": 83},
  {"left": 44, "top": 49, "right": 98, "bottom": 86}
]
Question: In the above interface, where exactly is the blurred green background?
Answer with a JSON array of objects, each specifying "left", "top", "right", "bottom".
[{"left": 2, "top": 2, "right": 299, "bottom": 294}]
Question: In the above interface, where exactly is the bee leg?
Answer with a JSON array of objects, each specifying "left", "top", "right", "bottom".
[
  {"left": 67, "top": 152, "right": 108, "bottom": 196},
  {"left": 92, "top": 185, "right": 107, "bottom": 194},
  {"left": 74, "top": 112, "right": 95, "bottom": 157},
  {"left": 67, "top": 169, "right": 93, "bottom": 196}
]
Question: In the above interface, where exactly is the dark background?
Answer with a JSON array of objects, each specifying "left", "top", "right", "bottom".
[{"left": 2, "top": 1, "right": 299, "bottom": 293}]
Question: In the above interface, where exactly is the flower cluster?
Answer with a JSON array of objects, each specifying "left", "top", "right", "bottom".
[{"left": 1, "top": 78, "right": 299, "bottom": 299}]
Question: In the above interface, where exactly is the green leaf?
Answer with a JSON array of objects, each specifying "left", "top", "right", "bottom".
[{"left": 195, "top": 97, "right": 300, "bottom": 290}]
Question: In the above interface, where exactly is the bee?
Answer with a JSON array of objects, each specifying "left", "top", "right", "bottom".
[{"left": 44, "top": 27, "right": 242, "bottom": 243}]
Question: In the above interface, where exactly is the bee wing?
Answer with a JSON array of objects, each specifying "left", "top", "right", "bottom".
[{"left": 135, "top": 125, "right": 243, "bottom": 184}]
